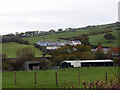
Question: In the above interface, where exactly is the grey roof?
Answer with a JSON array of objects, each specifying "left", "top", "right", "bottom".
[{"left": 24, "top": 61, "right": 40, "bottom": 64}]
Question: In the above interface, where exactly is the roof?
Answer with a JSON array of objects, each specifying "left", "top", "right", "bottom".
[
  {"left": 91, "top": 49, "right": 97, "bottom": 52},
  {"left": 24, "top": 61, "right": 40, "bottom": 64},
  {"left": 62, "top": 60, "right": 114, "bottom": 63}
]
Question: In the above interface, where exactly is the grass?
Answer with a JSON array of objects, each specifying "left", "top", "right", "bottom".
[
  {"left": 2, "top": 67, "right": 118, "bottom": 88},
  {"left": 2, "top": 30, "right": 118, "bottom": 58},
  {"left": 23, "top": 30, "right": 91, "bottom": 44},
  {"left": 2, "top": 42, "right": 44, "bottom": 58},
  {"left": 89, "top": 30, "right": 119, "bottom": 47},
  {"left": 23, "top": 29, "right": 118, "bottom": 47}
]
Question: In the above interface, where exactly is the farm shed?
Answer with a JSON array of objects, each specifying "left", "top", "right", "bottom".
[
  {"left": 24, "top": 61, "right": 40, "bottom": 71},
  {"left": 61, "top": 60, "right": 114, "bottom": 68}
]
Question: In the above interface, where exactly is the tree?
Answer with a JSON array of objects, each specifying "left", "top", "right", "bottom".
[
  {"left": 58, "top": 28, "right": 63, "bottom": 32},
  {"left": 95, "top": 51, "right": 106, "bottom": 59},
  {"left": 14, "top": 47, "right": 35, "bottom": 70},
  {"left": 2, "top": 54, "right": 12, "bottom": 70},
  {"left": 104, "top": 33, "right": 117, "bottom": 42},
  {"left": 49, "top": 29, "right": 55, "bottom": 33},
  {"left": 52, "top": 46, "right": 74, "bottom": 56},
  {"left": 39, "top": 58, "right": 51, "bottom": 70},
  {"left": 75, "top": 35, "right": 90, "bottom": 45},
  {"left": 97, "top": 43, "right": 103, "bottom": 52},
  {"left": 74, "top": 44, "right": 91, "bottom": 52},
  {"left": 52, "top": 54, "right": 69, "bottom": 66}
]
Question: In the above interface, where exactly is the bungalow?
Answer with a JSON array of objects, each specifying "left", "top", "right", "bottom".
[{"left": 61, "top": 59, "right": 114, "bottom": 68}]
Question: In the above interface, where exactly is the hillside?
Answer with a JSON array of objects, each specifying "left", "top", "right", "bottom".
[
  {"left": 89, "top": 30, "right": 119, "bottom": 47},
  {"left": 2, "top": 42, "right": 44, "bottom": 58},
  {"left": 23, "top": 22, "right": 119, "bottom": 47},
  {"left": 2, "top": 22, "right": 119, "bottom": 58},
  {"left": 23, "top": 29, "right": 91, "bottom": 44}
]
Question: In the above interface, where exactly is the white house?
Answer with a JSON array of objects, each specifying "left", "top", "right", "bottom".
[
  {"left": 37, "top": 40, "right": 81, "bottom": 50},
  {"left": 46, "top": 45, "right": 60, "bottom": 50},
  {"left": 71, "top": 41, "right": 81, "bottom": 46}
]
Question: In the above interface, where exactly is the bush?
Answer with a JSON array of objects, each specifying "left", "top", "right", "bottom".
[
  {"left": 14, "top": 47, "right": 35, "bottom": 70},
  {"left": 39, "top": 58, "right": 51, "bottom": 70},
  {"left": 95, "top": 51, "right": 106, "bottom": 59}
]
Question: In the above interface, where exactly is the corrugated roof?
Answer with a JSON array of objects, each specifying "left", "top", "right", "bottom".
[{"left": 62, "top": 60, "right": 113, "bottom": 63}]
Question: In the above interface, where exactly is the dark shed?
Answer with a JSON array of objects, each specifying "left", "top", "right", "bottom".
[{"left": 24, "top": 61, "right": 40, "bottom": 71}]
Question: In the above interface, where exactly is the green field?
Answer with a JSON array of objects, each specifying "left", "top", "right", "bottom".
[
  {"left": 23, "top": 30, "right": 91, "bottom": 44},
  {"left": 89, "top": 30, "right": 119, "bottom": 47},
  {"left": 23, "top": 30, "right": 118, "bottom": 47},
  {"left": 2, "top": 67, "right": 118, "bottom": 88},
  {"left": 2, "top": 42, "right": 44, "bottom": 58},
  {"left": 2, "top": 30, "right": 118, "bottom": 58}
]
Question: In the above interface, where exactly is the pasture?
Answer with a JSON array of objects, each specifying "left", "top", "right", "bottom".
[
  {"left": 2, "top": 42, "right": 44, "bottom": 58},
  {"left": 89, "top": 30, "right": 119, "bottom": 47},
  {"left": 23, "top": 30, "right": 91, "bottom": 44},
  {"left": 23, "top": 29, "right": 118, "bottom": 47},
  {"left": 2, "top": 67, "right": 118, "bottom": 88}
]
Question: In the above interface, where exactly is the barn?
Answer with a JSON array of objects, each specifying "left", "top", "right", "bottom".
[
  {"left": 61, "top": 60, "right": 114, "bottom": 68},
  {"left": 24, "top": 61, "right": 40, "bottom": 71}
]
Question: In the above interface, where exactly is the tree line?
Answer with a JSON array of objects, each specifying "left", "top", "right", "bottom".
[
  {"left": 2, "top": 36, "right": 30, "bottom": 45},
  {"left": 2, "top": 22, "right": 119, "bottom": 38},
  {"left": 51, "top": 44, "right": 114, "bottom": 66}
]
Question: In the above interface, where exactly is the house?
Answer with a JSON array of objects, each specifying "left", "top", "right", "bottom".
[
  {"left": 24, "top": 61, "right": 40, "bottom": 71},
  {"left": 37, "top": 41, "right": 46, "bottom": 46},
  {"left": 91, "top": 49, "right": 97, "bottom": 52},
  {"left": 91, "top": 45, "right": 110, "bottom": 54},
  {"left": 37, "top": 40, "right": 81, "bottom": 50},
  {"left": 46, "top": 45, "right": 60, "bottom": 50},
  {"left": 61, "top": 59, "right": 114, "bottom": 68},
  {"left": 71, "top": 41, "right": 81, "bottom": 46}
]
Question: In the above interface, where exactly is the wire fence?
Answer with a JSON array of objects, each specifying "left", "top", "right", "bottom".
[{"left": 2, "top": 67, "right": 118, "bottom": 88}]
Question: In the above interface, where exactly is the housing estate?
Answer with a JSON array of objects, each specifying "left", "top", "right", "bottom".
[{"left": 37, "top": 41, "right": 81, "bottom": 50}]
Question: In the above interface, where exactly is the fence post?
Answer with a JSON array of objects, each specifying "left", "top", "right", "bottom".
[
  {"left": 55, "top": 71, "right": 58, "bottom": 86},
  {"left": 14, "top": 72, "right": 16, "bottom": 85},
  {"left": 35, "top": 72, "right": 36, "bottom": 85},
  {"left": 105, "top": 73, "right": 107, "bottom": 85},
  {"left": 78, "top": 72, "right": 80, "bottom": 86}
]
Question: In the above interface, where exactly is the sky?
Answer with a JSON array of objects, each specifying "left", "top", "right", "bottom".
[{"left": 0, "top": 0, "right": 119, "bottom": 35}]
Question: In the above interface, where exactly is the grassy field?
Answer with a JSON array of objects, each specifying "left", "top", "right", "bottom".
[
  {"left": 89, "top": 30, "right": 119, "bottom": 47},
  {"left": 2, "top": 42, "right": 44, "bottom": 58},
  {"left": 23, "top": 30, "right": 118, "bottom": 47},
  {"left": 2, "top": 67, "right": 118, "bottom": 88},
  {"left": 23, "top": 30, "right": 91, "bottom": 44},
  {"left": 2, "top": 30, "right": 118, "bottom": 58}
]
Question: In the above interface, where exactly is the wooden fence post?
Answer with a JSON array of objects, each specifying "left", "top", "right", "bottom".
[
  {"left": 55, "top": 71, "right": 58, "bottom": 86},
  {"left": 105, "top": 73, "right": 107, "bottom": 85},
  {"left": 78, "top": 72, "right": 80, "bottom": 86},
  {"left": 14, "top": 72, "right": 16, "bottom": 85},
  {"left": 35, "top": 72, "right": 36, "bottom": 85}
]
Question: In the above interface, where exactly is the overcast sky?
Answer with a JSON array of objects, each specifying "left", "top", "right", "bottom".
[{"left": 0, "top": 0, "right": 119, "bottom": 35}]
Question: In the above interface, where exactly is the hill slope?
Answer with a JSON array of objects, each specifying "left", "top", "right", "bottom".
[
  {"left": 89, "top": 30, "right": 119, "bottom": 47},
  {"left": 2, "top": 42, "right": 43, "bottom": 58},
  {"left": 23, "top": 22, "right": 119, "bottom": 47}
]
